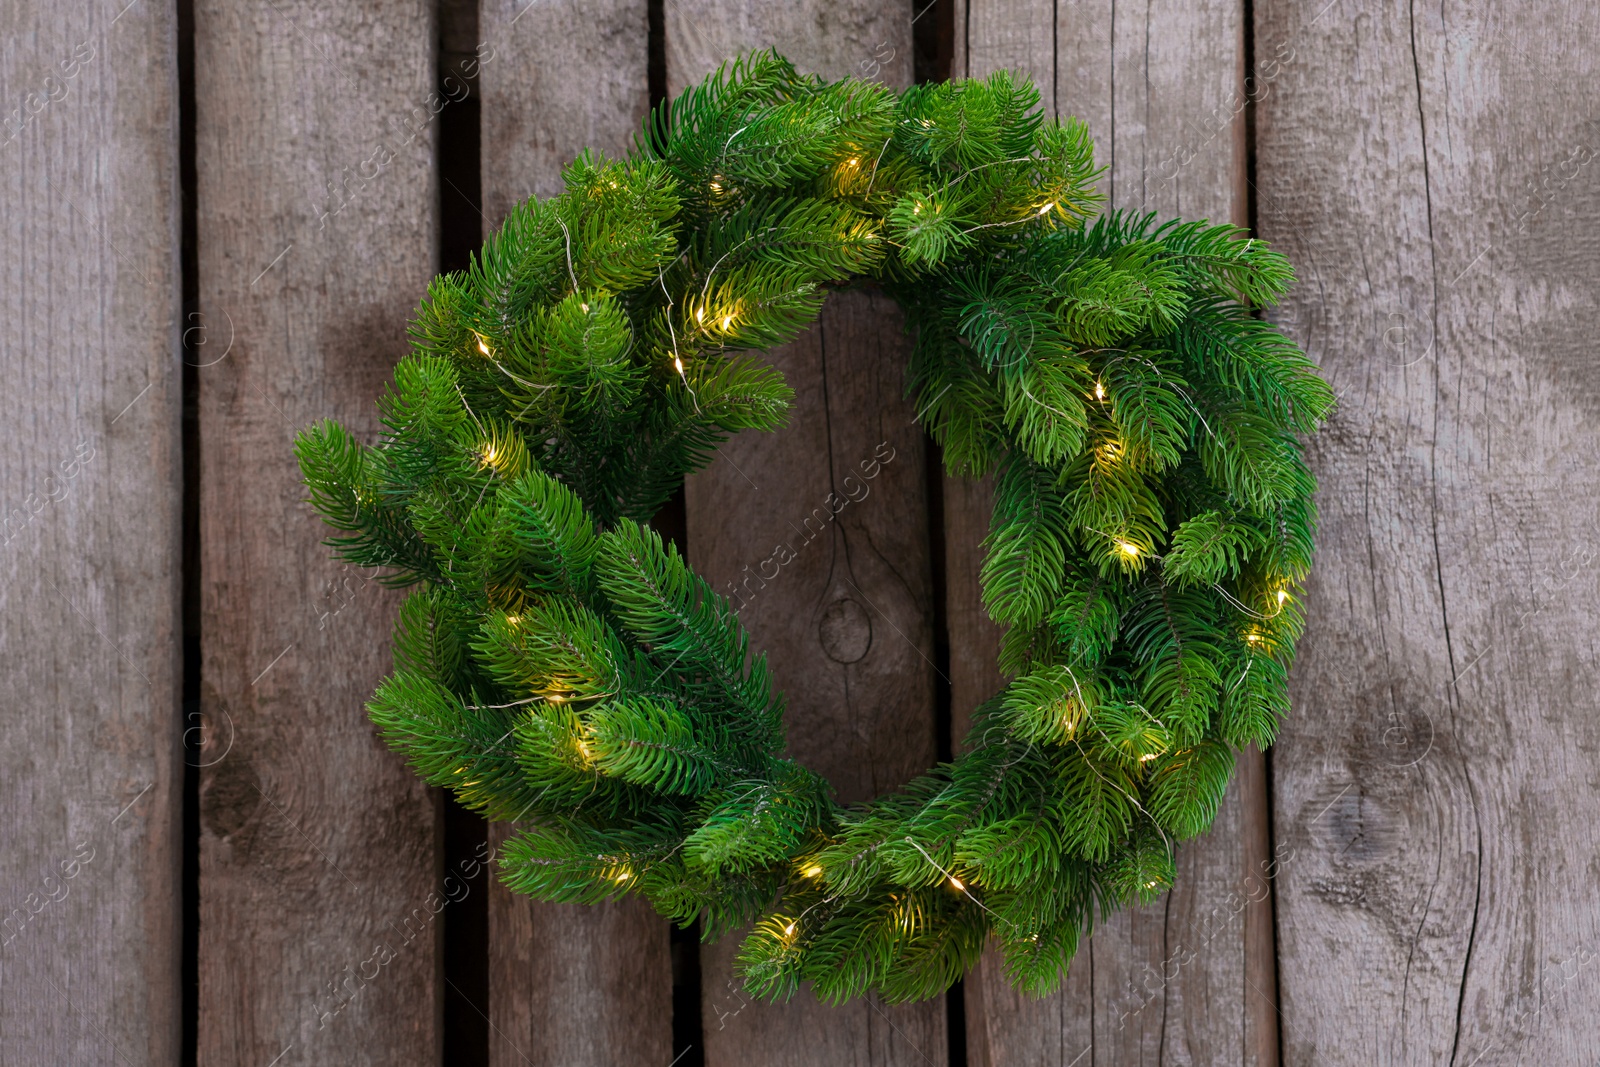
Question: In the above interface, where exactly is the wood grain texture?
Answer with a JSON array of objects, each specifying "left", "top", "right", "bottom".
[
  {"left": 193, "top": 2, "right": 442, "bottom": 1063},
  {"left": 0, "top": 2, "right": 182, "bottom": 1064},
  {"left": 964, "top": 0, "right": 1247, "bottom": 220},
  {"left": 483, "top": 821, "right": 669, "bottom": 1067},
  {"left": 484, "top": 857, "right": 672, "bottom": 1067},
  {"left": 951, "top": 2, "right": 1277, "bottom": 1063},
  {"left": 479, "top": 0, "right": 650, "bottom": 220},
  {"left": 475, "top": 5, "right": 671, "bottom": 1064},
  {"left": 941, "top": 472, "right": 1003, "bottom": 750},
  {"left": 665, "top": 0, "right": 913, "bottom": 95},
  {"left": 687, "top": 289, "right": 947, "bottom": 1067},
  {"left": 1255, "top": 1, "right": 1600, "bottom": 1062}
]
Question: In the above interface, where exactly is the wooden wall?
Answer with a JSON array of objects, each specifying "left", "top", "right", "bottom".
[
  {"left": 2, "top": 0, "right": 1597, "bottom": 1064},
  {"left": 1258, "top": 1, "right": 1600, "bottom": 1062}
]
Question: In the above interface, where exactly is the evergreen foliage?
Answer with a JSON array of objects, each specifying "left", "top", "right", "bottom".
[{"left": 296, "top": 51, "right": 1331, "bottom": 1004}]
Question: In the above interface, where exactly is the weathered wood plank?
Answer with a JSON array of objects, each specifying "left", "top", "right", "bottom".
[
  {"left": 687, "top": 289, "right": 947, "bottom": 1067},
  {"left": 193, "top": 2, "right": 442, "bottom": 1063},
  {"left": 963, "top": 0, "right": 1248, "bottom": 233},
  {"left": 666, "top": 0, "right": 913, "bottom": 94},
  {"left": 670, "top": 9, "right": 947, "bottom": 1064},
  {"left": 480, "top": 0, "right": 651, "bottom": 219},
  {"left": 476, "top": 4, "right": 672, "bottom": 1062},
  {"left": 0, "top": 2, "right": 182, "bottom": 1063},
  {"left": 1256, "top": 2, "right": 1600, "bottom": 1062},
  {"left": 485, "top": 881, "right": 672, "bottom": 1066},
  {"left": 940, "top": 472, "right": 1004, "bottom": 750},
  {"left": 951, "top": 2, "right": 1278, "bottom": 1063}
]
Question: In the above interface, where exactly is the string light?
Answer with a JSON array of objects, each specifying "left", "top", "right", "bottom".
[{"left": 298, "top": 72, "right": 1331, "bottom": 979}]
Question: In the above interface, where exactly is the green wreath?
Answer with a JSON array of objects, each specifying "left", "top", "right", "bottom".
[{"left": 296, "top": 50, "right": 1331, "bottom": 1004}]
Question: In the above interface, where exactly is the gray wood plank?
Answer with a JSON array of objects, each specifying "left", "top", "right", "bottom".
[
  {"left": 475, "top": 3, "right": 671, "bottom": 1064},
  {"left": 193, "top": 2, "right": 443, "bottom": 1063},
  {"left": 687, "top": 290, "right": 948, "bottom": 1067},
  {"left": 941, "top": 472, "right": 1004, "bottom": 751},
  {"left": 951, "top": 2, "right": 1277, "bottom": 1063},
  {"left": 0, "top": 2, "right": 182, "bottom": 1063},
  {"left": 480, "top": 0, "right": 652, "bottom": 221},
  {"left": 1255, "top": 2, "right": 1600, "bottom": 1062},
  {"left": 665, "top": 0, "right": 913, "bottom": 94},
  {"left": 669, "top": 9, "right": 947, "bottom": 1064},
  {"left": 485, "top": 866, "right": 672, "bottom": 1066}
]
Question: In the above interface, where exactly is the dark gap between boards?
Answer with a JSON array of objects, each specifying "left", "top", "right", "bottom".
[
  {"left": 438, "top": 0, "right": 490, "bottom": 1062},
  {"left": 914, "top": 1, "right": 967, "bottom": 1061},
  {"left": 176, "top": 0, "right": 200, "bottom": 1061}
]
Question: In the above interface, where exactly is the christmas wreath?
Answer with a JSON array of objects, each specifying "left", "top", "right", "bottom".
[{"left": 296, "top": 50, "right": 1331, "bottom": 1004}]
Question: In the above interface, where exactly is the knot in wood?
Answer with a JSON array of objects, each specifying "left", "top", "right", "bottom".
[{"left": 818, "top": 598, "right": 872, "bottom": 663}]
